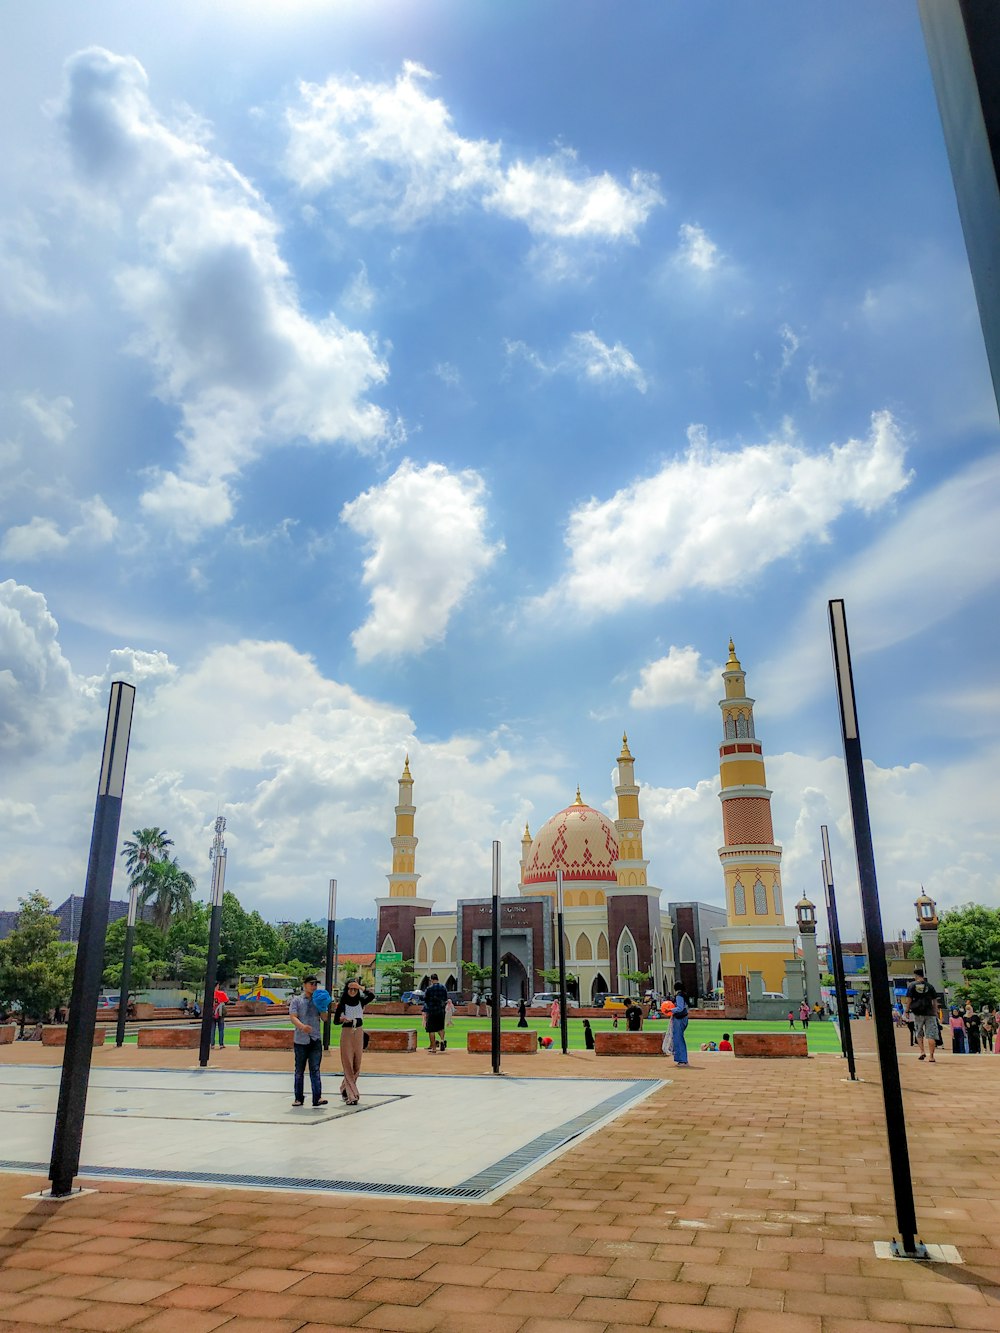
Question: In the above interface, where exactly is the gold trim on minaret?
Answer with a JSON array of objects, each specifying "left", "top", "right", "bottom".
[
  {"left": 614, "top": 734, "right": 648, "bottom": 887},
  {"left": 387, "top": 755, "right": 420, "bottom": 898}
]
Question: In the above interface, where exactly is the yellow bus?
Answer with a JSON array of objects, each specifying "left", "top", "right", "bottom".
[{"left": 237, "top": 973, "right": 300, "bottom": 1004}]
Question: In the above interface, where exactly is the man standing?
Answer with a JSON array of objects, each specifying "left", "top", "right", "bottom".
[
  {"left": 212, "top": 984, "right": 229, "bottom": 1049},
  {"left": 289, "top": 977, "right": 329, "bottom": 1107},
  {"left": 423, "top": 973, "right": 449, "bottom": 1052},
  {"left": 905, "top": 965, "right": 939, "bottom": 1064}
]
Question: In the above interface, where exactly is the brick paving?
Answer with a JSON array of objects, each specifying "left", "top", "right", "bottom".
[{"left": 1, "top": 1025, "right": 999, "bottom": 1331}]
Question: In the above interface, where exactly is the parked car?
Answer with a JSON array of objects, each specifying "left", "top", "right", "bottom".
[
  {"left": 400, "top": 990, "right": 425, "bottom": 1005},
  {"left": 597, "top": 993, "right": 636, "bottom": 1013},
  {"left": 530, "top": 992, "right": 580, "bottom": 1009}
]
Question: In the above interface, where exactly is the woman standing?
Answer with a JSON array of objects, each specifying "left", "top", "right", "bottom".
[
  {"left": 949, "top": 1008, "right": 966, "bottom": 1055},
  {"left": 550, "top": 998, "right": 561, "bottom": 1028},
  {"left": 333, "top": 978, "right": 375, "bottom": 1104},
  {"left": 671, "top": 986, "right": 690, "bottom": 1066},
  {"left": 964, "top": 1002, "right": 982, "bottom": 1054}
]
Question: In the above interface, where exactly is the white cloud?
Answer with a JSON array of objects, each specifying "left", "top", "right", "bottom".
[
  {"left": 0, "top": 580, "right": 79, "bottom": 752},
  {"left": 56, "top": 47, "right": 393, "bottom": 539},
  {"left": 778, "top": 323, "right": 800, "bottom": 372},
  {"left": 675, "top": 222, "right": 721, "bottom": 272},
  {"left": 631, "top": 645, "right": 720, "bottom": 710},
  {"left": 20, "top": 394, "right": 75, "bottom": 444},
  {"left": 285, "top": 61, "right": 661, "bottom": 242},
  {"left": 0, "top": 216, "right": 62, "bottom": 318},
  {"left": 505, "top": 330, "right": 647, "bottom": 392},
  {"left": 762, "top": 450, "right": 1000, "bottom": 714},
  {"left": 1, "top": 495, "right": 117, "bottom": 561},
  {"left": 565, "top": 331, "right": 647, "bottom": 392},
  {"left": 537, "top": 410, "right": 910, "bottom": 617},
  {"left": 341, "top": 459, "right": 502, "bottom": 662},
  {"left": 433, "top": 362, "right": 461, "bottom": 388}
]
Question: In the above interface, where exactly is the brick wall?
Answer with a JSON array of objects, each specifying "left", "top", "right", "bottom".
[
  {"left": 136, "top": 1028, "right": 201, "bottom": 1049},
  {"left": 467, "top": 1030, "right": 537, "bottom": 1053},
  {"left": 42, "top": 1026, "right": 106, "bottom": 1046},
  {"left": 733, "top": 1032, "right": 808, "bottom": 1058},
  {"left": 594, "top": 1031, "right": 667, "bottom": 1056}
]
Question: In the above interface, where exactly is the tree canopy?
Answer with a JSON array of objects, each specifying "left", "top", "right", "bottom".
[{"left": 0, "top": 893, "right": 76, "bottom": 1029}]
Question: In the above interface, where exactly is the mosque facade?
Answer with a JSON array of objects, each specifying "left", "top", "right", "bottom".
[
  {"left": 374, "top": 641, "right": 798, "bottom": 1002},
  {"left": 374, "top": 738, "right": 676, "bottom": 1003}
]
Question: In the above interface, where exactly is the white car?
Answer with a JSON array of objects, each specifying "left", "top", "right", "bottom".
[{"left": 531, "top": 992, "right": 580, "bottom": 1008}]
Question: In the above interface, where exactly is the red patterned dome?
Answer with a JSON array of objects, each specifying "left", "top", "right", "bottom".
[{"left": 523, "top": 798, "right": 619, "bottom": 885}]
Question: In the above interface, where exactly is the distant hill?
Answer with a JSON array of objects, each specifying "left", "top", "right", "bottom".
[{"left": 335, "top": 917, "right": 376, "bottom": 954}]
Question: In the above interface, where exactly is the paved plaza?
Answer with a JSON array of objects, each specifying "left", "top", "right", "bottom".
[{"left": 0, "top": 1027, "right": 999, "bottom": 1332}]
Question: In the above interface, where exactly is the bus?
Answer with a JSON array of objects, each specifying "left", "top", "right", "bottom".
[{"left": 237, "top": 973, "right": 300, "bottom": 1004}]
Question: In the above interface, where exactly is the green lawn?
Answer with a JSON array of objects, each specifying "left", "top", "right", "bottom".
[{"left": 115, "top": 1013, "right": 842, "bottom": 1054}]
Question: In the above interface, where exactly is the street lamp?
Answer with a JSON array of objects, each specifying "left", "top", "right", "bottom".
[
  {"left": 324, "top": 879, "right": 337, "bottom": 1051},
  {"left": 623, "top": 942, "right": 633, "bottom": 994}
]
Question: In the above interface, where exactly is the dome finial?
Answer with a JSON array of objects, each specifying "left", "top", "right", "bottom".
[
  {"left": 726, "top": 639, "right": 742, "bottom": 670},
  {"left": 574, "top": 784, "right": 584, "bottom": 805},
  {"left": 618, "top": 731, "right": 634, "bottom": 761},
  {"left": 401, "top": 754, "right": 412, "bottom": 780}
]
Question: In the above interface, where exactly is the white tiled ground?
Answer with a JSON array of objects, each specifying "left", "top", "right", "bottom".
[{"left": 0, "top": 1065, "right": 663, "bottom": 1201}]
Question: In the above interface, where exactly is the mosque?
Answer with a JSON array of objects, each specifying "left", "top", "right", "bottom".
[{"left": 374, "top": 642, "right": 798, "bottom": 1001}]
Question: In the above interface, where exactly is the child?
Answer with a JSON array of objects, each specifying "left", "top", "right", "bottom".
[
  {"left": 787, "top": 1010, "right": 796, "bottom": 1028},
  {"left": 582, "top": 1018, "right": 595, "bottom": 1051},
  {"left": 719, "top": 1033, "right": 733, "bottom": 1051}
]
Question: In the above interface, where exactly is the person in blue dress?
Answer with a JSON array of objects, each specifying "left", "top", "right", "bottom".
[{"left": 671, "top": 985, "right": 690, "bottom": 1066}]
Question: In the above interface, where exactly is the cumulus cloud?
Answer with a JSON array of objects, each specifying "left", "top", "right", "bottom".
[
  {"left": 505, "top": 330, "right": 647, "bottom": 392},
  {"left": 675, "top": 222, "right": 721, "bottom": 272},
  {"left": 1, "top": 496, "right": 117, "bottom": 561},
  {"left": 0, "top": 580, "right": 79, "bottom": 751},
  {"left": 56, "top": 47, "right": 393, "bottom": 539},
  {"left": 630, "top": 645, "right": 720, "bottom": 710},
  {"left": 536, "top": 410, "right": 910, "bottom": 617},
  {"left": 20, "top": 393, "right": 75, "bottom": 444},
  {"left": 341, "top": 459, "right": 502, "bottom": 661},
  {"left": 285, "top": 61, "right": 661, "bottom": 243}
]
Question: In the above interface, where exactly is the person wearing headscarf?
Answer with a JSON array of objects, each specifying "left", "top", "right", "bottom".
[
  {"left": 671, "top": 986, "right": 690, "bottom": 1066},
  {"left": 333, "top": 978, "right": 375, "bottom": 1104}
]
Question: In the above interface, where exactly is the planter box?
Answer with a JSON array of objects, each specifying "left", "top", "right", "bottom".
[
  {"left": 0, "top": 1025, "right": 15, "bottom": 1044},
  {"left": 467, "top": 1030, "right": 537, "bottom": 1054},
  {"left": 240, "top": 1028, "right": 294, "bottom": 1050},
  {"left": 733, "top": 1032, "right": 808, "bottom": 1058},
  {"left": 594, "top": 1031, "right": 666, "bottom": 1056},
  {"left": 43, "top": 1026, "right": 106, "bottom": 1047},
  {"left": 137, "top": 1028, "right": 201, "bottom": 1049},
  {"left": 366, "top": 1029, "right": 417, "bottom": 1052}
]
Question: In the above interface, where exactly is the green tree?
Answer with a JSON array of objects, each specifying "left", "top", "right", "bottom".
[
  {"left": 165, "top": 902, "right": 209, "bottom": 957},
  {"left": 620, "top": 968, "right": 652, "bottom": 995},
  {"left": 218, "top": 891, "right": 254, "bottom": 982},
  {"left": 0, "top": 893, "right": 76, "bottom": 1032},
  {"left": 246, "top": 911, "right": 283, "bottom": 968},
  {"left": 280, "top": 919, "right": 327, "bottom": 966},
  {"left": 537, "top": 968, "right": 578, "bottom": 990},
  {"left": 954, "top": 967, "right": 1000, "bottom": 1010},
  {"left": 103, "top": 944, "right": 154, "bottom": 998},
  {"left": 378, "top": 957, "right": 414, "bottom": 1000},
  {"left": 458, "top": 961, "right": 493, "bottom": 997},
  {"left": 103, "top": 916, "right": 166, "bottom": 976},
  {"left": 139, "top": 857, "right": 196, "bottom": 932},
  {"left": 937, "top": 904, "right": 1000, "bottom": 969},
  {"left": 121, "top": 827, "right": 174, "bottom": 886}
]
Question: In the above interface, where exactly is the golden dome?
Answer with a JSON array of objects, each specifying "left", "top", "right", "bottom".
[{"left": 522, "top": 799, "right": 619, "bottom": 886}]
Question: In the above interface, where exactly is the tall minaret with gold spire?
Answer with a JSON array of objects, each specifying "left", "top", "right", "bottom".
[
  {"left": 375, "top": 756, "right": 434, "bottom": 961},
  {"left": 387, "top": 756, "right": 419, "bottom": 898},
  {"left": 714, "top": 641, "right": 797, "bottom": 992},
  {"left": 614, "top": 734, "right": 648, "bottom": 888}
]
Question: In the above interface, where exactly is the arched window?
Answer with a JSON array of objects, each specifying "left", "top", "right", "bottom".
[
  {"left": 578, "top": 891, "right": 590, "bottom": 906},
  {"left": 576, "top": 933, "right": 593, "bottom": 960},
  {"left": 594, "top": 891, "right": 605, "bottom": 906},
  {"left": 450, "top": 936, "right": 457, "bottom": 961},
  {"left": 734, "top": 881, "right": 746, "bottom": 915},
  {"left": 772, "top": 884, "right": 783, "bottom": 918},
  {"left": 736, "top": 714, "right": 748, "bottom": 738},
  {"left": 597, "top": 931, "right": 609, "bottom": 959},
  {"left": 679, "top": 933, "right": 696, "bottom": 963},
  {"left": 564, "top": 932, "right": 571, "bottom": 959},
  {"left": 416, "top": 937, "right": 428, "bottom": 964},
  {"left": 753, "top": 879, "right": 767, "bottom": 915},
  {"left": 432, "top": 936, "right": 447, "bottom": 963},
  {"left": 381, "top": 933, "right": 396, "bottom": 954},
  {"left": 747, "top": 714, "right": 755, "bottom": 738},
  {"left": 725, "top": 716, "right": 736, "bottom": 739}
]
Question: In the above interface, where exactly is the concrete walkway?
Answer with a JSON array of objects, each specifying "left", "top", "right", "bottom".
[{"left": 0, "top": 1026, "right": 998, "bottom": 1332}]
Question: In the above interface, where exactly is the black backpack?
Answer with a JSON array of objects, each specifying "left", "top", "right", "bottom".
[{"left": 909, "top": 981, "right": 934, "bottom": 1015}]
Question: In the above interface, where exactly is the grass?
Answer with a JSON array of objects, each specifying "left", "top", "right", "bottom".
[{"left": 112, "top": 1013, "right": 843, "bottom": 1054}]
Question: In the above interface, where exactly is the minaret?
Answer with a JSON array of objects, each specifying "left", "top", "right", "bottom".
[
  {"left": 714, "top": 641, "right": 797, "bottom": 994},
  {"left": 375, "top": 756, "right": 433, "bottom": 960},
  {"left": 519, "top": 823, "right": 533, "bottom": 887},
  {"left": 614, "top": 734, "right": 648, "bottom": 887},
  {"left": 387, "top": 755, "right": 419, "bottom": 898}
]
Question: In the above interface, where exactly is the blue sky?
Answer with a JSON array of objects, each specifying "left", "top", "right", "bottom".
[{"left": 2, "top": 0, "right": 998, "bottom": 941}]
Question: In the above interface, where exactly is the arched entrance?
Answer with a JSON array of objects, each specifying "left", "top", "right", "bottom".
[
  {"left": 591, "top": 972, "right": 609, "bottom": 1002},
  {"left": 445, "top": 974, "right": 457, "bottom": 991},
  {"left": 501, "top": 953, "right": 529, "bottom": 1002}
]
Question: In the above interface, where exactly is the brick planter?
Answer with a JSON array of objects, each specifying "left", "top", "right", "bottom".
[
  {"left": 467, "top": 1030, "right": 537, "bottom": 1054},
  {"left": 240, "top": 1029, "right": 294, "bottom": 1050},
  {"left": 733, "top": 1032, "right": 808, "bottom": 1058},
  {"left": 366, "top": 1029, "right": 417, "bottom": 1052},
  {"left": 594, "top": 1031, "right": 667, "bottom": 1057},
  {"left": 137, "top": 1028, "right": 201, "bottom": 1049},
  {"left": 0, "top": 1024, "right": 15, "bottom": 1044},
  {"left": 43, "top": 1026, "right": 106, "bottom": 1047}
]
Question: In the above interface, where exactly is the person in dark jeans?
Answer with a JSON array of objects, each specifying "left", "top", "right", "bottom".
[{"left": 289, "top": 977, "right": 328, "bottom": 1108}]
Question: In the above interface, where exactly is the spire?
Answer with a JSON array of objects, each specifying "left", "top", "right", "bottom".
[
  {"left": 401, "top": 754, "right": 412, "bottom": 780},
  {"left": 618, "top": 732, "right": 633, "bottom": 762},
  {"left": 726, "top": 638, "right": 741, "bottom": 671},
  {"left": 574, "top": 785, "right": 584, "bottom": 806},
  {"left": 522, "top": 822, "right": 532, "bottom": 840}
]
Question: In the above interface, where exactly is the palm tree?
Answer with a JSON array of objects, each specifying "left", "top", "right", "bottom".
[
  {"left": 138, "top": 858, "right": 195, "bottom": 932},
  {"left": 121, "top": 828, "right": 174, "bottom": 887}
]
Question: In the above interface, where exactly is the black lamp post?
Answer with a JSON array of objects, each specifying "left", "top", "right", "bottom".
[
  {"left": 324, "top": 878, "right": 337, "bottom": 1051},
  {"left": 49, "top": 681, "right": 136, "bottom": 1197},
  {"left": 116, "top": 878, "right": 139, "bottom": 1048},
  {"left": 490, "top": 840, "right": 501, "bottom": 1075},
  {"left": 555, "top": 870, "right": 569, "bottom": 1055},
  {"left": 198, "top": 817, "right": 227, "bottom": 1068},
  {"left": 623, "top": 942, "right": 633, "bottom": 994}
]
